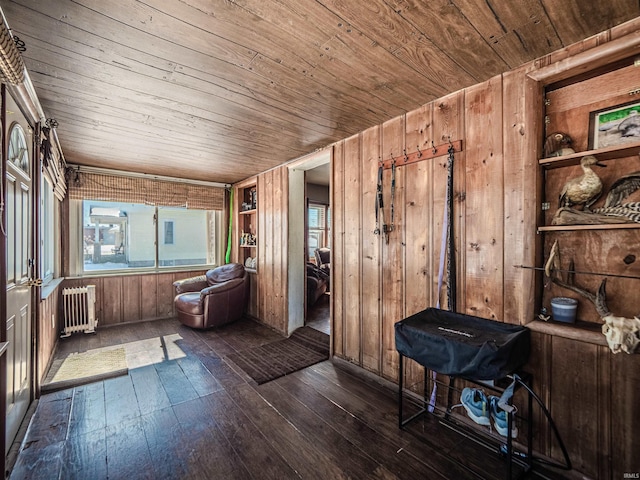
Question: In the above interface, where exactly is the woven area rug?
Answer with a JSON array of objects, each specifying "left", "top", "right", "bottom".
[
  {"left": 41, "top": 347, "right": 128, "bottom": 393},
  {"left": 226, "top": 326, "right": 329, "bottom": 385}
]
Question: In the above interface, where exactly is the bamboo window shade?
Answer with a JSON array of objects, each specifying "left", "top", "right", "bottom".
[
  {"left": 0, "top": 14, "right": 25, "bottom": 85},
  {"left": 40, "top": 128, "right": 67, "bottom": 201},
  {"left": 67, "top": 171, "right": 225, "bottom": 210}
]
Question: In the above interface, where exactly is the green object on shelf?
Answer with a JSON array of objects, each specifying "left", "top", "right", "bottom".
[{"left": 225, "top": 188, "right": 233, "bottom": 264}]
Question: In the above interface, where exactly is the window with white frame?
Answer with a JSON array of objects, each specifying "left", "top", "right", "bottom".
[
  {"left": 40, "top": 175, "right": 56, "bottom": 283},
  {"left": 80, "top": 200, "right": 221, "bottom": 272},
  {"left": 163, "top": 220, "right": 174, "bottom": 245},
  {"left": 308, "top": 202, "right": 330, "bottom": 262}
]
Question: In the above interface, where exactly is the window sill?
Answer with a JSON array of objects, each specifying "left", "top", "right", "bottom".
[
  {"left": 41, "top": 277, "right": 64, "bottom": 300},
  {"left": 68, "top": 266, "right": 213, "bottom": 279}
]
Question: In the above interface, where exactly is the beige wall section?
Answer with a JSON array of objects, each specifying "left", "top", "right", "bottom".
[{"left": 246, "top": 21, "right": 640, "bottom": 479}]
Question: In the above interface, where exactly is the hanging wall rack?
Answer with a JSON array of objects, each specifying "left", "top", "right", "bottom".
[{"left": 379, "top": 139, "right": 463, "bottom": 170}]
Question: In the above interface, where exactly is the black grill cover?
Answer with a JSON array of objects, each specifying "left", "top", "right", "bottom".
[{"left": 395, "top": 308, "right": 530, "bottom": 380}]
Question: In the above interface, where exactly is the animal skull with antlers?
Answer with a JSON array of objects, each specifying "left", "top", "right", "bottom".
[{"left": 545, "top": 240, "right": 640, "bottom": 354}]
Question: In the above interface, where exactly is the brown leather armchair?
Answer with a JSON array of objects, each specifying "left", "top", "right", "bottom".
[
  {"left": 173, "top": 263, "right": 248, "bottom": 329},
  {"left": 314, "top": 247, "right": 330, "bottom": 275},
  {"left": 307, "top": 262, "right": 328, "bottom": 306}
]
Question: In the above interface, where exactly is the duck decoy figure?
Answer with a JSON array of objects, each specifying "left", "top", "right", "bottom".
[
  {"left": 543, "top": 132, "right": 575, "bottom": 158},
  {"left": 559, "top": 155, "right": 606, "bottom": 210}
]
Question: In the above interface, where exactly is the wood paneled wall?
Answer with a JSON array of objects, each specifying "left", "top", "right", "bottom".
[
  {"left": 330, "top": 73, "right": 537, "bottom": 380},
  {"left": 248, "top": 22, "right": 640, "bottom": 478},
  {"left": 37, "top": 287, "right": 61, "bottom": 387},
  {"left": 256, "top": 168, "right": 288, "bottom": 333},
  {"left": 232, "top": 168, "right": 289, "bottom": 332},
  {"left": 61, "top": 270, "right": 204, "bottom": 327}
]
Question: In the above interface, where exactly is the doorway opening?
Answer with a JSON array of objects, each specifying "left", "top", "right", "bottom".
[
  {"left": 305, "top": 176, "right": 330, "bottom": 334},
  {"left": 287, "top": 149, "right": 331, "bottom": 337}
]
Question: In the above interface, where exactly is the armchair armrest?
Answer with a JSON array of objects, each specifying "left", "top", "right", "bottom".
[
  {"left": 200, "top": 278, "right": 245, "bottom": 297},
  {"left": 173, "top": 275, "right": 208, "bottom": 294}
]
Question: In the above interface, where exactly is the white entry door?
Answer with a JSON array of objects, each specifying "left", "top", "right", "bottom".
[{"left": 5, "top": 108, "right": 33, "bottom": 452}]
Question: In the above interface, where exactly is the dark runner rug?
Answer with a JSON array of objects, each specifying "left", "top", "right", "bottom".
[{"left": 226, "top": 326, "right": 329, "bottom": 385}]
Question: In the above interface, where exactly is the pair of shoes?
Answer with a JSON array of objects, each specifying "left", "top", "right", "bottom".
[
  {"left": 490, "top": 396, "right": 518, "bottom": 438},
  {"left": 460, "top": 387, "right": 490, "bottom": 426},
  {"left": 460, "top": 388, "right": 518, "bottom": 438}
]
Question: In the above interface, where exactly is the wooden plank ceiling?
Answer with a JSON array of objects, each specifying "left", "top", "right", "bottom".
[{"left": 2, "top": 0, "right": 638, "bottom": 184}]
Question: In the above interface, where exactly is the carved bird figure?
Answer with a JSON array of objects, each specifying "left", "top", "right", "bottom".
[
  {"left": 588, "top": 171, "right": 640, "bottom": 223},
  {"left": 558, "top": 155, "right": 606, "bottom": 210},
  {"left": 603, "top": 171, "right": 640, "bottom": 207},
  {"left": 543, "top": 132, "right": 575, "bottom": 158}
]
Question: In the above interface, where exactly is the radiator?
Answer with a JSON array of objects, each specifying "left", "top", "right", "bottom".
[{"left": 61, "top": 285, "right": 97, "bottom": 337}]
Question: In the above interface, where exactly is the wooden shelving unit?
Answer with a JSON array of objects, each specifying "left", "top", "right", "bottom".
[
  {"left": 235, "top": 181, "right": 258, "bottom": 274},
  {"left": 526, "top": 319, "right": 607, "bottom": 347},
  {"left": 534, "top": 54, "right": 640, "bottom": 329},
  {"left": 233, "top": 178, "right": 259, "bottom": 318},
  {"left": 538, "top": 223, "right": 640, "bottom": 233},
  {"left": 539, "top": 142, "right": 640, "bottom": 169}
]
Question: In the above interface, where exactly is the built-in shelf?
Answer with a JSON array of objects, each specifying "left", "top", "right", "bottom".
[
  {"left": 539, "top": 142, "right": 640, "bottom": 169},
  {"left": 0, "top": 341, "right": 8, "bottom": 357},
  {"left": 538, "top": 223, "right": 640, "bottom": 233},
  {"left": 240, "top": 245, "right": 257, "bottom": 248},
  {"left": 239, "top": 209, "right": 256, "bottom": 215},
  {"left": 245, "top": 268, "right": 257, "bottom": 274},
  {"left": 527, "top": 319, "right": 607, "bottom": 347}
]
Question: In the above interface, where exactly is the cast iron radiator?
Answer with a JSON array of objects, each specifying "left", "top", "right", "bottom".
[{"left": 61, "top": 285, "right": 97, "bottom": 337}]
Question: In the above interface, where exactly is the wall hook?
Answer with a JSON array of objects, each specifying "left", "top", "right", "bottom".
[
  {"left": 431, "top": 140, "right": 437, "bottom": 154},
  {"left": 403, "top": 148, "right": 409, "bottom": 162},
  {"left": 416, "top": 145, "right": 422, "bottom": 158}
]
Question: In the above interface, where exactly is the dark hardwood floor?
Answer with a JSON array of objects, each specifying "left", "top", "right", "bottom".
[
  {"left": 9, "top": 317, "right": 570, "bottom": 480},
  {"left": 306, "top": 293, "right": 330, "bottom": 335}
]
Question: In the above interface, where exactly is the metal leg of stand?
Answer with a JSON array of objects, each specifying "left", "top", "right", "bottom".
[
  {"left": 398, "top": 354, "right": 404, "bottom": 428},
  {"left": 398, "top": 354, "right": 430, "bottom": 429},
  {"left": 507, "top": 408, "right": 513, "bottom": 480},
  {"left": 424, "top": 368, "right": 428, "bottom": 410},
  {"left": 445, "top": 376, "right": 456, "bottom": 419},
  {"left": 527, "top": 382, "right": 533, "bottom": 471}
]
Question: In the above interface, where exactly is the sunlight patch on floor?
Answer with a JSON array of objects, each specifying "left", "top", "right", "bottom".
[{"left": 119, "top": 334, "right": 187, "bottom": 369}]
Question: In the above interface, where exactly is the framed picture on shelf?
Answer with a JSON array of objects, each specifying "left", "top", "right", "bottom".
[{"left": 588, "top": 100, "right": 640, "bottom": 149}]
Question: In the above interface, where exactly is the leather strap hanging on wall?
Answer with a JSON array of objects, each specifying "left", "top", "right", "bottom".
[
  {"left": 446, "top": 142, "right": 457, "bottom": 311},
  {"left": 375, "top": 139, "right": 463, "bottom": 250},
  {"left": 388, "top": 159, "right": 396, "bottom": 241},
  {"left": 374, "top": 163, "right": 384, "bottom": 235},
  {"left": 430, "top": 142, "right": 458, "bottom": 412},
  {"left": 374, "top": 159, "right": 396, "bottom": 244}
]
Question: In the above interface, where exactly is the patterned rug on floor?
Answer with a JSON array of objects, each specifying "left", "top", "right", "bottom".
[
  {"left": 226, "top": 326, "right": 329, "bottom": 385},
  {"left": 41, "top": 347, "right": 128, "bottom": 393}
]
